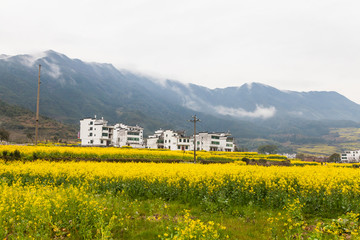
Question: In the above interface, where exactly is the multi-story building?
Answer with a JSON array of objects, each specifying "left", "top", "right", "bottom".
[
  {"left": 80, "top": 117, "right": 144, "bottom": 148},
  {"left": 146, "top": 129, "right": 165, "bottom": 149},
  {"left": 146, "top": 130, "right": 235, "bottom": 152},
  {"left": 146, "top": 129, "right": 189, "bottom": 150},
  {"left": 112, "top": 123, "right": 144, "bottom": 148},
  {"left": 79, "top": 117, "right": 113, "bottom": 146},
  {"left": 177, "top": 134, "right": 191, "bottom": 151},
  {"left": 80, "top": 117, "right": 235, "bottom": 152},
  {"left": 196, "top": 132, "right": 235, "bottom": 152},
  {"left": 341, "top": 150, "right": 360, "bottom": 163}
]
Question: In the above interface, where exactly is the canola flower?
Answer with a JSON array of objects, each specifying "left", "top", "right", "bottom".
[
  {"left": 1, "top": 160, "right": 360, "bottom": 216},
  {"left": 0, "top": 171, "right": 230, "bottom": 239},
  {"left": 2, "top": 159, "right": 360, "bottom": 238},
  {"left": 160, "top": 210, "right": 228, "bottom": 240},
  {"left": 0, "top": 145, "right": 287, "bottom": 162},
  {"left": 0, "top": 180, "right": 115, "bottom": 239}
]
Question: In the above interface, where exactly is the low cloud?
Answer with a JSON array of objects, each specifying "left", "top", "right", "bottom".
[
  {"left": 179, "top": 85, "right": 277, "bottom": 119},
  {"left": 289, "top": 111, "right": 303, "bottom": 116},
  {"left": 43, "top": 59, "right": 62, "bottom": 79},
  {"left": 17, "top": 52, "right": 47, "bottom": 67},
  {"left": 182, "top": 94, "right": 276, "bottom": 119},
  {"left": 182, "top": 96, "right": 205, "bottom": 112},
  {"left": 215, "top": 105, "right": 276, "bottom": 119}
]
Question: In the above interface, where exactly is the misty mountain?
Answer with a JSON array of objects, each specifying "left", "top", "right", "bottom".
[
  {"left": 0, "top": 50, "right": 359, "bottom": 144},
  {"left": 0, "top": 50, "right": 266, "bottom": 137},
  {"left": 159, "top": 81, "right": 360, "bottom": 121}
]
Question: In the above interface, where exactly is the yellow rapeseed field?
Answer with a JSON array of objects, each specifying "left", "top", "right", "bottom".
[
  {"left": 1, "top": 145, "right": 359, "bottom": 239},
  {"left": 1, "top": 160, "right": 360, "bottom": 207},
  {"left": 0, "top": 145, "right": 287, "bottom": 162}
]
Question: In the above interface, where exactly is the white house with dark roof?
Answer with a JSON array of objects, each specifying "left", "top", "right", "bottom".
[
  {"left": 112, "top": 123, "right": 144, "bottom": 148},
  {"left": 146, "top": 129, "right": 189, "bottom": 150},
  {"left": 79, "top": 117, "right": 113, "bottom": 146},
  {"left": 80, "top": 117, "right": 144, "bottom": 148},
  {"left": 146, "top": 130, "right": 235, "bottom": 152},
  {"left": 196, "top": 132, "right": 235, "bottom": 152},
  {"left": 341, "top": 150, "right": 360, "bottom": 163},
  {"left": 80, "top": 117, "right": 235, "bottom": 151}
]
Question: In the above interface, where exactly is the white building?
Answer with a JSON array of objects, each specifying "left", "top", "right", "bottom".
[
  {"left": 163, "top": 130, "right": 182, "bottom": 150},
  {"left": 79, "top": 117, "right": 113, "bottom": 146},
  {"left": 341, "top": 150, "right": 360, "bottom": 163},
  {"left": 146, "top": 129, "right": 165, "bottom": 149},
  {"left": 146, "top": 130, "right": 235, "bottom": 152},
  {"left": 196, "top": 132, "right": 235, "bottom": 152},
  {"left": 177, "top": 134, "right": 191, "bottom": 151},
  {"left": 112, "top": 123, "right": 144, "bottom": 148},
  {"left": 80, "top": 117, "right": 235, "bottom": 152},
  {"left": 80, "top": 117, "right": 144, "bottom": 148},
  {"left": 146, "top": 129, "right": 190, "bottom": 150}
]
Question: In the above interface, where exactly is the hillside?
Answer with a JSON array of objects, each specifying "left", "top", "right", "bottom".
[
  {"left": 1, "top": 50, "right": 360, "bottom": 151},
  {"left": 0, "top": 50, "right": 269, "bottom": 138},
  {"left": 0, "top": 99, "right": 77, "bottom": 142}
]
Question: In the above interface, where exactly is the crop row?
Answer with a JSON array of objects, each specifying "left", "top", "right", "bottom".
[
  {"left": 1, "top": 161, "right": 360, "bottom": 218},
  {"left": 0, "top": 145, "right": 288, "bottom": 162}
]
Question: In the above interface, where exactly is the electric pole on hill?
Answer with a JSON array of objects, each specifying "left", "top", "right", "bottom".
[
  {"left": 35, "top": 64, "right": 41, "bottom": 145},
  {"left": 188, "top": 115, "right": 200, "bottom": 163}
]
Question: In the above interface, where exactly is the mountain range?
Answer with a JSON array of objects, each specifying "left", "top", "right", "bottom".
[{"left": 1, "top": 50, "right": 360, "bottom": 149}]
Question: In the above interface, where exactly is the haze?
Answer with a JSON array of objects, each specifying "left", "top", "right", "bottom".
[{"left": 1, "top": 0, "right": 360, "bottom": 103}]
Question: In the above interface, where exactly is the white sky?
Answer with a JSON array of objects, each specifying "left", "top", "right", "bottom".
[{"left": 1, "top": 0, "right": 360, "bottom": 103}]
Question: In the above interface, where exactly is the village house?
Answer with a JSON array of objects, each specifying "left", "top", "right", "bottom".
[
  {"left": 79, "top": 117, "right": 114, "bottom": 147},
  {"left": 196, "top": 132, "right": 235, "bottom": 152},
  {"left": 112, "top": 123, "right": 145, "bottom": 148},
  {"left": 80, "top": 117, "right": 144, "bottom": 148},
  {"left": 146, "top": 130, "right": 235, "bottom": 152},
  {"left": 80, "top": 117, "right": 236, "bottom": 151},
  {"left": 146, "top": 129, "right": 191, "bottom": 150},
  {"left": 341, "top": 150, "right": 360, "bottom": 163}
]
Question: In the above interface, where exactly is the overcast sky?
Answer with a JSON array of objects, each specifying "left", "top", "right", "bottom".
[{"left": 1, "top": 0, "right": 360, "bottom": 103}]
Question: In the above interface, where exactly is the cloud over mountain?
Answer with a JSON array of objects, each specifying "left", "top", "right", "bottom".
[{"left": 1, "top": 50, "right": 360, "bottom": 140}]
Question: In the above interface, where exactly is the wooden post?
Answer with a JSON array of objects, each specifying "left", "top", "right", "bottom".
[{"left": 188, "top": 115, "right": 200, "bottom": 163}]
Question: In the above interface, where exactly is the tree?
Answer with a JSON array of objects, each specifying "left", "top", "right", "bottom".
[
  {"left": 0, "top": 128, "right": 10, "bottom": 142},
  {"left": 235, "top": 146, "right": 249, "bottom": 152},
  {"left": 296, "top": 153, "right": 305, "bottom": 161},
  {"left": 26, "top": 133, "right": 34, "bottom": 142},
  {"left": 328, "top": 153, "right": 341, "bottom": 163},
  {"left": 258, "top": 144, "right": 278, "bottom": 154}
]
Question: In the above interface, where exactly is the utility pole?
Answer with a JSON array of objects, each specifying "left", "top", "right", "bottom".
[
  {"left": 35, "top": 64, "right": 41, "bottom": 145},
  {"left": 188, "top": 115, "right": 200, "bottom": 163}
]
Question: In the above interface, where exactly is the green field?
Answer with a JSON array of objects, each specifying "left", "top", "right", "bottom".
[{"left": 289, "top": 128, "right": 360, "bottom": 156}]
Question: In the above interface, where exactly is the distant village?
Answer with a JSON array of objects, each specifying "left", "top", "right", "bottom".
[
  {"left": 79, "top": 117, "right": 236, "bottom": 152},
  {"left": 79, "top": 117, "right": 360, "bottom": 162}
]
